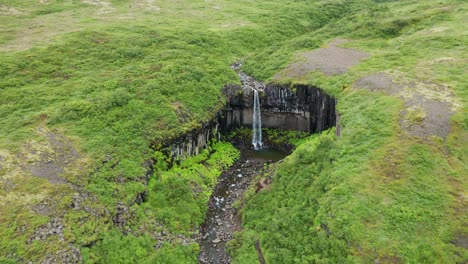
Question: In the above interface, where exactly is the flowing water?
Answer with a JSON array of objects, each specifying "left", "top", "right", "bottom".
[
  {"left": 198, "top": 147, "right": 287, "bottom": 264},
  {"left": 252, "top": 90, "right": 263, "bottom": 150}
]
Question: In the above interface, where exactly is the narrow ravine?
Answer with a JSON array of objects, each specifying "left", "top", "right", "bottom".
[
  {"left": 198, "top": 146, "right": 287, "bottom": 264},
  {"left": 170, "top": 69, "right": 335, "bottom": 263}
]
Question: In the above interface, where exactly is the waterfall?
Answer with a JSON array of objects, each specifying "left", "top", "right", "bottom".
[{"left": 252, "top": 89, "right": 263, "bottom": 150}]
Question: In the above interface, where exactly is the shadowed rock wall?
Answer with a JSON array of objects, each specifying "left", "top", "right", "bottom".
[
  {"left": 161, "top": 120, "right": 221, "bottom": 161},
  {"left": 159, "top": 83, "right": 336, "bottom": 161},
  {"left": 222, "top": 83, "right": 336, "bottom": 134}
]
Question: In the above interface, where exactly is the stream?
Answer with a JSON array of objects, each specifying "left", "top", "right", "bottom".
[{"left": 198, "top": 146, "right": 287, "bottom": 264}]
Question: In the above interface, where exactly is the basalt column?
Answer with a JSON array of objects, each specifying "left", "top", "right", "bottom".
[
  {"left": 155, "top": 83, "right": 336, "bottom": 162},
  {"left": 222, "top": 83, "right": 336, "bottom": 134}
]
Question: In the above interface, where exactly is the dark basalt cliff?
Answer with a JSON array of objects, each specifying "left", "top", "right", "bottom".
[
  {"left": 222, "top": 83, "right": 336, "bottom": 134},
  {"left": 160, "top": 120, "right": 222, "bottom": 161},
  {"left": 159, "top": 80, "right": 336, "bottom": 161}
]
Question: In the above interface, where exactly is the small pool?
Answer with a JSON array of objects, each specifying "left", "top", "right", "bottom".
[{"left": 244, "top": 147, "right": 288, "bottom": 162}]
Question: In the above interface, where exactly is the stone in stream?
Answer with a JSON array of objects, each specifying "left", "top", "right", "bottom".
[{"left": 198, "top": 143, "right": 291, "bottom": 263}]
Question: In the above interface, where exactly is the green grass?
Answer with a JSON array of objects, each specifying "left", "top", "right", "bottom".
[
  {"left": 148, "top": 142, "right": 239, "bottom": 234},
  {"left": 230, "top": 0, "right": 467, "bottom": 263},
  {"left": 82, "top": 141, "right": 238, "bottom": 263},
  {"left": 0, "top": 0, "right": 466, "bottom": 263}
]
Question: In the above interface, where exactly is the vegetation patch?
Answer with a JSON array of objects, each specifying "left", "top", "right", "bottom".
[{"left": 0, "top": 0, "right": 466, "bottom": 263}]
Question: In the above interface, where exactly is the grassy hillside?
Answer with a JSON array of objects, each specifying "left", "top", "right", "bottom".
[
  {"left": 231, "top": 1, "right": 467, "bottom": 263},
  {"left": 0, "top": 0, "right": 466, "bottom": 263}
]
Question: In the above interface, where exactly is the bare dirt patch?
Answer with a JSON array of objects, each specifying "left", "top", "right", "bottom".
[
  {"left": 355, "top": 73, "right": 401, "bottom": 94},
  {"left": 401, "top": 95, "right": 453, "bottom": 139},
  {"left": 0, "top": 5, "right": 25, "bottom": 16},
  {"left": 82, "top": 0, "right": 116, "bottom": 15},
  {"left": 0, "top": 11, "right": 81, "bottom": 52},
  {"left": 130, "top": 0, "right": 161, "bottom": 11},
  {"left": 276, "top": 39, "right": 370, "bottom": 79},
  {"left": 21, "top": 128, "right": 80, "bottom": 185},
  {"left": 354, "top": 72, "right": 457, "bottom": 140}
]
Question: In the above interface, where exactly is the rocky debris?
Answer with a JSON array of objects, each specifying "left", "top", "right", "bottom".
[
  {"left": 32, "top": 201, "right": 53, "bottom": 216},
  {"left": 70, "top": 193, "right": 84, "bottom": 210},
  {"left": 275, "top": 38, "right": 370, "bottom": 78},
  {"left": 29, "top": 218, "right": 65, "bottom": 243},
  {"left": 239, "top": 72, "right": 266, "bottom": 93},
  {"left": 70, "top": 191, "right": 109, "bottom": 215},
  {"left": 198, "top": 144, "right": 283, "bottom": 264},
  {"left": 227, "top": 63, "right": 265, "bottom": 100},
  {"left": 135, "top": 160, "right": 153, "bottom": 204},
  {"left": 135, "top": 190, "right": 148, "bottom": 204},
  {"left": 113, "top": 202, "right": 129, "bottom": 226},
  {"left": 42, "top": 246, "right": 82, "bottom": 264},
  {"left": 151, "top": 228, "right": 194, "bottom": 249}
]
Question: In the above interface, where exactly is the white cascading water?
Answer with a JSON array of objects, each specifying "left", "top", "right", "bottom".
[{"left": 252, "top": 89, "right": 263, "bottom": 150}]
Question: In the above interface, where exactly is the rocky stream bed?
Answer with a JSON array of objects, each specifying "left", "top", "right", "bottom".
[{"left": 198, "top": 145, "right": 287, "bottom": 264}]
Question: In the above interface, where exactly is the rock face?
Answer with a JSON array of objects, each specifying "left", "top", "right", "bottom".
[
  {"left": 159, "top": 74, "right": 336, "bottom": 161},
  {"left": 161, "top": 120, "right": 222, "bottom": 161},
  {"left": 222, "top": 83, "right": 337, "bottom": 134}
]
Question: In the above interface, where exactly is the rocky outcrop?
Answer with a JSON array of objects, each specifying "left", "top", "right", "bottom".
[
  {"left": 160, "top": 119, "right": 222, "bottom": 161},
  {"left": 157, "top": 74, "right": 336, "bottom": 161},
  {"left": 222, "top": 83, "right": 336, "bottom": 134}
]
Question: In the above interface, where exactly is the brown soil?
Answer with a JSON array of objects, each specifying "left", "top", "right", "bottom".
[
  {"left": 275, "top": 39, "right": 370, "bottom": 79},
  {"left": 130, "top": 0, "right": 161, "bottom": 11},
  {"left": 354, "top": 72, "right": 456, "bottom": 140},
  {"left": 0, "top": 5, "right": 24, "bottom": 16},
  {"left": 82, "top": 0, "right": 116, "bottom": 15},
  {"left": 22, "top": 128, "right": 80, "bottom": 185},
  {"left": 0, "top": 11, "right": 81, "bottom": 52},
  {"left": 355, "top": 73, "right": 401, "bottom": 94},
  {"left": 401, "top": 95, "right": 453, "bottom": 139}
]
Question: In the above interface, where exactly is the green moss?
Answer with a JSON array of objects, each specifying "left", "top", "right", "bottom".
[
  {"left": 147, "top": 142, "right": 239, "bottom": 234},
  {"left": 405, "top": 106, "right": 427, "bottom": 125}
]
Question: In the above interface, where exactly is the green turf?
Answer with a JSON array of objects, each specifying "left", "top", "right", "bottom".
[{"left": 0, "top": 0, "right": 466, "bottom": 263}]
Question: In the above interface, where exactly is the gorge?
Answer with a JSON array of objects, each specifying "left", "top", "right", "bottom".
[
  {"left": 153, "top": 72, "right": 337, "bottom": 263},
  {"left": 159, "top": 72, "right": 337, "bottom": 162},
  {"left": 1, "top": 1, "right": 464, "bottom": 263}
]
